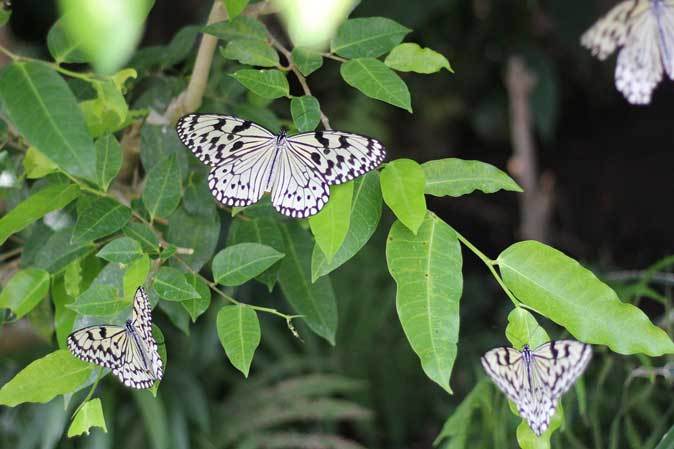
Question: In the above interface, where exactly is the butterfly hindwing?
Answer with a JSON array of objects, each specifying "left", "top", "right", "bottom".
[
  {"left": 480, "top": 346, "right": 525, "bottom": 405},
  {"left": 131, "top": 286, "right": 163, "bottom": 381}
]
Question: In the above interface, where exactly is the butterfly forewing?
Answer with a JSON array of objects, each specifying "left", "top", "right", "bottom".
[
  {"left": 131, "top": 287, "right": 163, "bottom": 381},
  {"left": 581, "top": 0, "right": 647, "bottom": 60},
  {"left": 67, "top": 325, "right": 128, "bottom": 370},
  {"left": 481, "top": 340, "right": 592, "bottom": 436}
]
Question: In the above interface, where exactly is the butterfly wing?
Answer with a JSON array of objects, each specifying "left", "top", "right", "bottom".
[
  {"left": 130, "top": 287, "right": 163, "bottom": 381},
  {"left": 176, "top": 114, "right": 275, "bottom": 167},
  {"left": 286, "top": 131, "right": 386, "bottom": 185},
  {"left": 656, "top": 0, "right": 674, "bottom": 79},
  {"left": 531, "top": 340, "right": 592, "bottom": 399},
  {"left": 480, "top": 347, "right": 526, "bottom": 406},
  {"left": 67, "top": 325, "right": 128, "bottom": 370},
  {"left": 581, "top": 0, "right": 650, "bottom": 60},
  {"left": 270, "top": 144, "right": 330, "bottom": 217},
  {"left": 112, "top": 334, "right": 158, "bottom": 389}
]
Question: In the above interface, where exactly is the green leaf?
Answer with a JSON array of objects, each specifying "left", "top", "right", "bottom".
[
  {"left": 433, "top": 380, "right": 491, "bottom": 446},
  {"left": 64, "top": 259, "right": 82, "bottom": 298},
  {"left": 0, "top": 350, "right": 93, "bottom": 406},
  {"left": 35, "top": 228, "right": 95, "bottom": 274},
  {"left": 140, "top": 124, "right": 189, "bottom": 179},
  {"left": 340, "top": 58, "right": 412, "bottom": 112},
  {"left": 67, "top": 398, "right": 107, "bottom": 437},
  {"left": 52, "top": 277, "right": 77, "bottom": 349},
  {"left": 216, "top": 305, "right": 261, "bottom": 377},
  {"left": 134, "top": 390, "right": 169, "bottom": 449},
  {"left": 278, "top": 224, "right": 337, "bottom": 344},
  {"left": 422, "top": 158, "right": 522, "bottom": 197},
  {"left": 292, "top": 47, "right": 323, "bottom": 76},
  {"left": 0, "top": 268, "right": 50, "bottom": 319},
  {"left": 67, "top": 284, "right": 128, "bottom": 316},
  {"left": 202, "top": 16, "right": 267, "bottom": 41},
  {"left": 384, "top": 43, "right": 452, "bottom": 74},
  {"left": 23, "top": 146, "right": 59, "bottom": 179},
  {"left": 212, "top": 243, "right": 285, "bottom": 287},
  {"left": 290, "top": 95, "right": 321, "bottom": 132},
  {"left": 311, "top": 171, "right": 382, "bottom": 280},
  {"left": 95, "top": 135, "right": 122, "bottom": 191},
  {"left": 331, "top": 17, "right": 411, "bottom": 58},
  {"left": 497, "top": 241, "right": 674, "bottom": 355},
  {"left": 72, "top": 197, "right": 132, "bottom": 244},
  {"left": 123, "top": 254, "right": 150, "bottom": 302},
  {"left": 97, "top": 237, "right": 143, "bottom": 264},
  {"left": 516, "top": 407, "right": 563, "bottom": 449},
  {"left": 158, "top": 300, "right": 190, "bottom": 335},
  {"left": 181, "top": 273, "right": 211, "bottom": 322},
  {"left": 381, "top": 158, "right": 426, "bottom": 234},
  {"left": 505, "top": 308, "right": 549, "bottom": 350},
  {"left": 654, "top": 425, "right": 674, "bottom": 449},
  {"left": 142, "top": 154, "right": 182, "bottom": 220},
  {"left": 166, "top": 206, "right": 221, "bottom": 271},
  {"left": 149, "top": 325, "right": 167, "bottom": 397},
  {"left": 220, "top": 39, "right": 279, "bottom": 67},
  {"left": 309, "top": 182, "right": 353, "bottom": 263},
  {"left": 47, "top": 19, "right": 89, "bottom": 64},
  {"left": 0, "top": 182, "right": 79, "bottom": 245},
  {"left": 0, "top": 61, "right": 96, "bottom": 180},
  {"left": 123, "top": 222, "right": 160, "bottom": 256},
  {"left": 230, "top": 69, "right": 289, "bottom": 99},
  {"left": 0, "top": 7, "right": 10, "bottom": 27},
  {"left": 228, "top": 217, "right": 285, "bottom": 291},
  {"left": 80, "top": 79, "right": 130, "bottom": 137},
  {"left": 153, "top": 267, "right": 200, "bottom": 302},
  {"left": 223, "top": 0, "right": 250, "bottom": 18},
  {"left": 386, "top": 212, "right": 462, "bottom": 394}
]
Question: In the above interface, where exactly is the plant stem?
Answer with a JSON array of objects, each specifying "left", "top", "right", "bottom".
[
  {"left": 453, "top": 229, "right": 521, "bottom": 307},
  {"left": 72, "top": 368, "right": 102, "bottom": 417},
  {"left": 321, "top": 52, "right": 347, "bottom": 63}
]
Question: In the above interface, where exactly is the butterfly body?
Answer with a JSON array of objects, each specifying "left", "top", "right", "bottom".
[
  {"left": 581, "top": 0, "right": 674, "bottom": 104},
  {"left": 67, "top": 287, "right": 163, "bottom": 389},
  {"left": 481, "top": 340, "right": 592, "bottom": 436},
  {"left": 176, "top": 114, "right": 386, "bottom": 218}
]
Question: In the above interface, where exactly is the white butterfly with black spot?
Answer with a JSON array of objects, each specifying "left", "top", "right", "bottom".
[
  {"left": 175, "top": 114, "right": 386, "bottom": 218},
  {"left": 67, "top": 287, "right": 163, "bottom": 389},
  {"left": 481, "top": 340, "right": 592, "bottom": 436},
  {"left": 581, "top": 0, "right": 674, "bottom": 104}
]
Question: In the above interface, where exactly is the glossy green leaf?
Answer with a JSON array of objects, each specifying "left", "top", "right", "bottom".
[
  {"left": 166, "top": 206, "right": 221, "bottom": 271},
  {"left": 230, "top": 69, "right": 289, "bottom": 99},
  {"left": 95, "top": 135, "right": 122, "bottom": 191},
  {"left": 220, "top": 39, "right": 279, "bottom": 67},
  {"left": 153, "top": 267, "right": 200, "bottom": 302},
  {"left": 0, "top": 350, "right": 93, "bottom": 406},
  {"left": 143, "top": 154, "right": 182, "bottom": 220},
  {"left": 309, "top": 182, "right": 353, "bottom": 263},
  {"left": 67, "top": 284, "right": 128, "bottom": 316},
  {"left": 216, "top": 305, "right": 261, "bottom": 377},
  {"left": 35, "top": 228, "right": 95, "bottom": 274},
  {"left": 331, "top": 17, "right": 410, "bottom": 58},
  {"left": 311, "top": 172, "right": 382, "bottom": 280},
  {"left": 72, "top": 197, "right": 132, "bottom": 244},
  {"left": 0, "top": 268, "right": 50, "bottom": 319},
  {"left": 423, "top": 158, "right": 522, "bottom": 197},
  {"left": 386, "top": 212, "right": 462, "bottom": 394},
  {"left": 290, "top": 95, "right": 321, "bottom": 132},
  {"left": 0, "top": 61, "right": 96, "bottom": 180},
  {"left": 0, "top": 182, "right": 79, "bottom": 245},
  {"left": 202, "top": 16, "right": 267, "bottom": 41},
  {"left": 292, "top": 47, "right": 323, "bottom": 76},
  {"left": 97, "top": 237, "right": 143, "bottom": 264},
  {"left": 505, "top": 308, "right": 549, "bottom": 350},
  {"left": 228, "top": 217, "right": 285, "bottom": 291},
  {"left": 212, "top": 243, "right": 285, "bottom": 287},
  {"left": 278, "top": 224, "right": 337, "bottom": 344},
  {"left": 497, "top": 241, "right": 674, "bottom": 355},
  {"left": 340, "top": 58, "right": 412, "bottom": 112},
  {"left": 23, "top": 146, "right": 59, "bottom": 179},
  {"left": 123, "top": 254, "right": 150, "bottom": 302},
  {"left": 381, "top": 158, "right": 426, "bottom": 234},
  {"left": 223, "top": 0, "right": 250, "bottom": 18},
  {"left": 123, "top": 222, "right": 160, "bottom": 256},
  {"left": 47, "top": 19, "right": 89, "bottom": 64},
  {"left": 384, "top": 43, "right": 452, "bottom": 74},
  {"left": 181, "top": 273, "right": 211, "bottom": 322},
  {"left": 67, "top": 398, "right": 107, "bottom": 437}
]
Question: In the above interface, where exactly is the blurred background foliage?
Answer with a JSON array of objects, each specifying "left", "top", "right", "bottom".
[{"left": 0, "top": 1, "right": 673, "bottom": 449}]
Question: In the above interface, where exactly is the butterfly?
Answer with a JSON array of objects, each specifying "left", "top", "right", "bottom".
[
  {"left": 175, "top": 114, "right": 386, "bottom": 218},
  {"left": 480, "top": 340, "right": 592, "bottom": 436},
  {"left": 67, "top": 287, "right": 163, "bottom": 389},
  {"left": 581, "top": 0, "right": 674, "bottom": 104}
]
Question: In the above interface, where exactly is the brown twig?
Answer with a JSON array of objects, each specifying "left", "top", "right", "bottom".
[{"left": 505, "top": 56, "right": 554, "bottom": 242}]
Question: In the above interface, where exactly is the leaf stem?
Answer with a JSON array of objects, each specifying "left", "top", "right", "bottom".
[
  {"left": 453, "top": 229, "right": 521, "bottom": 307},
  {"left": 72, "top": 368, "right": 102, "bottom": 418},
  {"left": 321, "top": 52, "right": 347, "bottom": 63}
]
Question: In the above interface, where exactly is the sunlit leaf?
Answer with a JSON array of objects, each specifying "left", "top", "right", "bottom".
[
  {"left": 97, "top": 237, "right": 143, "bottom": 264},
  {"left": 309, "top": 182, "right": 353, "bottom": 263},
  {"left": 340, "top": 58, "right": 412, "bottom": 112},
  {"left": 72, "top": 197, "right": 132, "bottom": 244},
  {"left": 153, "top": 267, "right": 200, "bottom": 302},
  {"left": 331, "top": 17, "right": 410, "bottom": 58},
  {"left": 384, "top": 43, "right": 452, "bottom": 74},
  {"left": 67, "top": 398, "right": 107, "bottom": 437},
  {"left": 230, "top": 69, "right": 289, "bottom": 99},
  {"left": 381, "top": 158, "right": 426, "bottom": 234},
  {"left": 0, "top": 268, "right": 50, "bottom": 319},
  {"left": 216, "top": 305, "right": 261, "bottom": 377},
  {"left": 212, "top": 243, "right": 285, "bottom": 286},
  {"left": 423, "top": 158, "right": 522, "bottom": 197},
  {"left": 143, "top": 154, "right": 182, "bottom": 220}
]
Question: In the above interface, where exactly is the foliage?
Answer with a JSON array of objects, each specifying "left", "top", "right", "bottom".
[{"left": 0, "top": 2, "right": 672, "bottom": 449}]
